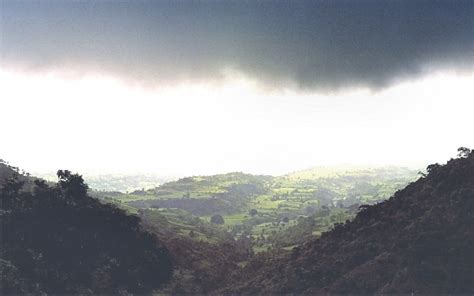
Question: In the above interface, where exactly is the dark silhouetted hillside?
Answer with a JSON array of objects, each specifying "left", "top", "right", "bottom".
[
  {"left": 223, "top": 149, "right": 474, "bottom": 294},
  {"left": 138, "top": 208, "right": 249, "bottom": 294},
  {"left": 0, "top": 163, "right": 173, "bottom": 294}
]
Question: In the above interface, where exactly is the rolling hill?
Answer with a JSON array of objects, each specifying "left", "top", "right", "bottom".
[
  {"left": 220, "top": 149, "right": 474, "bottom": 294},
  {"left": 95, "top": 166, "right": 418, "bottom": 253}
]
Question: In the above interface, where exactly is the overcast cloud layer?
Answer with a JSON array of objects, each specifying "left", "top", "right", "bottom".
[{"left": 1, "top": 0, "right": 473, "bottom": 90}]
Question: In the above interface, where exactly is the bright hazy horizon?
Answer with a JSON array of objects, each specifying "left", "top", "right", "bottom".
[
  {"left": 1, "top": 1, "right": 473, "bottom": 176},
  {"left": 2, "top": 68, "right": 473, "bottom": 177}
]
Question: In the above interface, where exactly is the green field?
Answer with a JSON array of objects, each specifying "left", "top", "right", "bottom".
[{"left": 94, "top": 166, "right": 418, "bottom": 251}]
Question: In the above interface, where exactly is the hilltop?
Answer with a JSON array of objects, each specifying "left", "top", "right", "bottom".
[{"left": 221, "top": 149, "right": 474, "bottom": 294}]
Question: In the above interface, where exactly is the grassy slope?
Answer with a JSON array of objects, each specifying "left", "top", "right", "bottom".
[{"left": 96, "top": 166, "right": 418, "bottom": 252}]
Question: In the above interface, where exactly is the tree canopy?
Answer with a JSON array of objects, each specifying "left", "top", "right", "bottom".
[
  {"left": 0, "top": 166, "right": 173, "bottom": 294},
  {"left": 210, "top": 214, "right": 225, "bottom": 224}
]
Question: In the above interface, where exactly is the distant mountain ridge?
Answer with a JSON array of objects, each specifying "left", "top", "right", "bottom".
[{"left": 284, "top": 165, "right": 419, "bottom": 180}]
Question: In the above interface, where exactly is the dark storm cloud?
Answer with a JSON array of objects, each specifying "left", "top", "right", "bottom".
[{"left": 1, "top": 0, "right": 473, "bottom": 90}]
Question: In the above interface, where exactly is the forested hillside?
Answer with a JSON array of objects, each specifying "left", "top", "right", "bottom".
[
  {"left": 0, "top": 162, "right": 173, "bottom": 294},
  {"left": 221, "top": 148, "right": 474, "bottom": 294},
  {"left": 2, "top": 150, "right": 471, "bottom": 294}
]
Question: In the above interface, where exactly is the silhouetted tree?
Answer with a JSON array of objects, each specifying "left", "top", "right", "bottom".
[
  {"left": 0, "top": 172, "right": 25, "bottom": 210},
  {"left": 1, "top": 167, "right": 173, "bottom": 294},
  {"left": 210, "top": 214, "right": 225, "bottom": 224},
  {"left": 57, "top": 170, "right": 89, "bottom": 205},
  {"left": 457, "top": 146, "right": 472, "bottom": 158}
]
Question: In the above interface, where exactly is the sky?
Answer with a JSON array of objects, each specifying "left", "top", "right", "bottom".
[{"left": 1, "top": 1, "right": 473, "bottom": 176}]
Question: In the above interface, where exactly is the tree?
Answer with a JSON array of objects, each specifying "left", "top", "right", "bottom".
[
  {"left": 1, "top": 173, "right": 24, "bottom": 197},
  {"left": 457, "top": 147, "right": 472, "bottom": 158},
  {"left": 1, "top": 165, "right": 173, "bottom": 294},
  {"left": 210, "top": 214, "right": 225, "bottom": 224},
  {"left": 0, "top": 173, "right": 25, "bottom": 210},
  {"left": 249, "top": 209, "right": 258, "bottom": 216},
  {"left": 426, "top": 163, "right": 442, "bottom": 174},
  {"left": 57, "top": 170, "right": 89, "bottom": 205}
]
